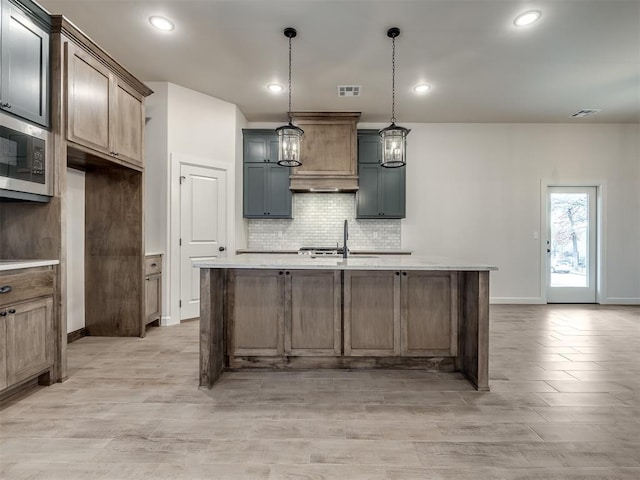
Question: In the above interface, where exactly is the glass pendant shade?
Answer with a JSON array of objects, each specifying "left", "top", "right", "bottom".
[
  {"left": 276, "top": 122, "right": 304, "bottom": 167},
  {"left": 379, "top": 123, "right": 410, "bottom": 168}
]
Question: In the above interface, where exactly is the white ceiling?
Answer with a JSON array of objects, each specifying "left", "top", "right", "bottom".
[{"left": 39, "top": 0, "right": 640, "bottom": 124}]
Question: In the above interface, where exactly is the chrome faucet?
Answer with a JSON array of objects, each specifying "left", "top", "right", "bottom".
[{"left": 343, "top": 219, "right": 349, "bottom": 258}]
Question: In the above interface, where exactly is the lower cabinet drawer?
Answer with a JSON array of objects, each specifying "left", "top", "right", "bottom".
[
  {"left": 145, "top": 256, "right": 162, "bottom": 276},
  {"left": 0, "top": 268, "right": 54, "bottom": 307}
]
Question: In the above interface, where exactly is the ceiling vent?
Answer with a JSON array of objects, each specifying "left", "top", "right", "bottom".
[
  {"left": 571, "top": 109, "right": 601, "bottom": 118},
  {"left": 338, "top": 85, "right": 361, "bottom": 97}
]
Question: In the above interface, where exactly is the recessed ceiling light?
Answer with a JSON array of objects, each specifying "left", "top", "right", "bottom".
[
  {"left": 413, "top": 84, "right": 431, "bottom": 94},
  {"left": 267, "top": 84, "right": 283, "bottom": 93},
  {"left": 149, "top": 16, "right": 175, "bottom": 31},
  {"left": 514, "top": 10, "right": 542, "bottom": 27}
]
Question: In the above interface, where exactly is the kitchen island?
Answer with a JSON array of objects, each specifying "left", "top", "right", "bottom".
[{"left": 196, "top": 255, "right": 497, "bottom": 390}]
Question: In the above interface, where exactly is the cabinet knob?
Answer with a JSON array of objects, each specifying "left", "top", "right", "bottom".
[
  {"left": 395, "top": 271, "right": 400, "bottom": 276},
  {"left": 151, "top": 263, "right": 157, "bottom": 267},
  {"left": 402, "top": 272, "right": 407, "bottom": 276},
  {"left": 218, "top": 246, "right": 226, "bottom": 252},
  {"left": 1, "top": 102, "right": 11, "bottom": 108},
  {"left": 0, "top": 285, "right": 12, "bottom": 294},
  {"left": 8, "top": 309, "right": 16, "bottom": 314},
  {"left": 0, "top": 311, "right": 6, "bottom": 316},
  {"left": 279, "top": 271, "right": 284, "bottom": 275},
  {"left": 285, "top": 271, "right": 290, "bottom": 275}
]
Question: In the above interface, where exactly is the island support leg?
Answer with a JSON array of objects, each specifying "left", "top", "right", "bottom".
[
  {"left": 457, "top": 270, "right": 490, "bottom": 391},
  {"left": 199, "top": 268, "right": 225, "bottom": 389}
]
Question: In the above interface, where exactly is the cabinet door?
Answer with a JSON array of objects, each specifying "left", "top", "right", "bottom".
[
  {"left": 0, "top": 316, "right": 6, "bottom": 390},
  {"left": 228, "top": 270, "right": 285, "bottom": 356},
  {"left": 358, "top": 134, "right": 381, "bottom": 164},
  {"left": 401, "top": 272, "right": 458, "bottom": 356},
  {"left": 0, "top": 0, "right": 49, "bottom": 126},
  {"left": 66, "top": 42, "right": 111, "bottom": 155},
  {"left": 356, "top": 164, "right": 379, "bottom": 218},
  {"left": 244, "top": 135, "right": 269, "bottom": 163},
  {"left": 5, "top": 297, "right": 53, "bottom": 386},
  {"left": 145, "top": 273, "right": 161, "bottom": 324},
  {"left": 112, "top": 80, "right": 144, "bottom": 165},
  {"left": 344, "top": 270, "right": 400, "bottom": 356},
  {"left": 266, "top": 164, "right": 292, "bottom": 218},
  {"left": 286, "top": 270, "right": 341, "bottom": 356},
  {"left": 243, "top": 163, "right": 267, "bottom": 217},
  {"left": 379, "top": 167, "right": 406, "bottom": 218},
  {"left": 268, "top": 135, "right": 280, "bottom": 163}
]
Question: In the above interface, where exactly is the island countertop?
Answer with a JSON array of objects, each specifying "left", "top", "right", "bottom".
[{"left": 195, "top": 254, "right": 497, "bottom": 271}]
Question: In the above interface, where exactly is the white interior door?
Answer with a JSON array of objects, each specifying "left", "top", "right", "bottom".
[
  {"left": 546, "top": 186, "right": 597, "bottom": 303},
  {"left": 179, "top": 164, "right": 226, "bottom": 320}
]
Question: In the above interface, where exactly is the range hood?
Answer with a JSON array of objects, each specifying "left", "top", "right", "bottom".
[{"left": 288, "top": 112, "right": 360, "bottom": 192}]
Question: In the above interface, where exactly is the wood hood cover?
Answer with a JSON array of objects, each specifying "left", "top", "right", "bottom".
[{"left": 288, "top": 112, "right": 361, "bottom": 192}]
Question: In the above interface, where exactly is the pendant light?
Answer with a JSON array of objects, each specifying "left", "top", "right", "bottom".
[
  {"left": 379, "top": 27, "right": 410, "bottom": 168},
  {"left": 276, "top": 27, "right": 304, "bottom": 167}
]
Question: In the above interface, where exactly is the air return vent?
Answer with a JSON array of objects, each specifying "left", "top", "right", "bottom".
[
  {"left": 338, "top": 85, "right": 361, "bottom": 97},
  {"left": 571, "top": 109, "right": 601, "bottom": 118}
]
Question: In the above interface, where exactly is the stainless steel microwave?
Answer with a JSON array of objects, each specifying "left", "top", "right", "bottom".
[{"left": 0, "top": 113, "right": 52, "bottom": 202}]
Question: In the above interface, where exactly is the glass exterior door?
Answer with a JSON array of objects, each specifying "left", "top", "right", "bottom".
[{"left": 546, "top": 186, "right": 597, "bottom": 303}]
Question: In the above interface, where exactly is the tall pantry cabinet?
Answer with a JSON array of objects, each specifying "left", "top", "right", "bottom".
[
  {"left": 0, "top": 10, "right": 152, "bottom": 397},
  {"left": 50, "top": 16, "right": 153, "bottom": 338}
]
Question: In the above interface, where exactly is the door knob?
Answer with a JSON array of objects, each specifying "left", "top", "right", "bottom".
[{"left": 219, "top": 246, "right": 226, "bottom": 252}]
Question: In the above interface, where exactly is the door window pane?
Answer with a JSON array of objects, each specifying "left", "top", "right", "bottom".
[{"left": 549, "top": 193, "right": 589, "bottom": 287}]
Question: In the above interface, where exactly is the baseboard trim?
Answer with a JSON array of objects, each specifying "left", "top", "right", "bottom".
[
  {"left": 490, "top": 297, "right": 545, "bottom": 304},
  {"left": 67, "top": 328, "right": 87, "bottom": 344},
  {"left": 600, "top": 297, "right": 640, "bottom": 305},
  {"left": 160, "top": 316, "right": 179, "bottom": 327}
]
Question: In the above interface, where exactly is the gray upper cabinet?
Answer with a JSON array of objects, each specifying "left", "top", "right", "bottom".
[
  {"left": 0, "top": 0, "right": 50, "bottom": 127},
  {"left": 357, "top": 130, "right": 406, "bottom": 219},
  {"left": 243, "top": 129, "right": 292, "bottom": 218}
]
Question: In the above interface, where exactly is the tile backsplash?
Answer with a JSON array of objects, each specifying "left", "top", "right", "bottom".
[{"left": 247, "top": 193, "right": 400, "bottom": 250}]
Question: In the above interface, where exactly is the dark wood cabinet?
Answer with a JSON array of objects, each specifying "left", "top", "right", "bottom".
[
  {"left": 243, "top": 130, "right": 292, "bottom": 218},
  {"left": 401, "top": 271, "right": 458, "bottom": 356},
  {"left": 344, "top": 270, "right": 458, "bottom": 358},
  {"left": 344, "top": 270, "right": 400, "bottom": 356},
  {"left": 357, "top": 130, "right": 406, "bottom": 219},
  {"left": 228, "top": 269, "right": 285, "bottom": 356},
  {"left": 228, "top": 269, "right": 341, "bottom": 358},
  {"left": 286, "top": 270, "right": 341, "bottom": 356},
  {"left": 0, "top": 0, "right": 49, "bottom": 127},
  {"left": 0, "top": 266, "right": 55, "bottom": 394},
  {"left": 65, "top": 41, "right": 144, "bottom": 167}
]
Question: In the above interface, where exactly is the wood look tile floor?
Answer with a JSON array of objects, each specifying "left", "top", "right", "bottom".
[{"left": 1, "top": 305, "right": 639, "bottom": 479}]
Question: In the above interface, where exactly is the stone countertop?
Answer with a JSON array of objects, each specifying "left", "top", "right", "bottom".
[
  {"left": 0, "top": 259, "right": 60, "bottom": 272},
  {"left": 195, "top": 254, "right": 497, "bottom": 271}
]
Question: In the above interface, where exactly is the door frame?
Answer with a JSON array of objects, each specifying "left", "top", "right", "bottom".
[
  {"left": 168, "top": 152, "right": 234, "bottom": 326},
  {"left": 540, "top": 179, "right": 606, "bottom": 304}
]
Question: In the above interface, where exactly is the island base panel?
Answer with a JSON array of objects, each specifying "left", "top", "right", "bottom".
[
  {"left": 199, "top": 269, "right": 225, "bottom": 389},
  {"left": 227, "top": 356, "right": 456, "bottom": 371},
  {"left": 457, "top": 271, "right": 490, "bottom": 391}
]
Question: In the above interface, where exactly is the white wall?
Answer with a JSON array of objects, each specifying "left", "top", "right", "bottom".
[
  {"left": 65, "top": 168, "right": 85, "bottom": 333},
  {"left": 144, "top": 82, "right": 247, "bottom": 325},
  {"left": 248, "top": 120, "right": 639, "bottom": 303},
  {"left": 144, "top": 82, "right": 169, "bottom": 256},
  {"left": 395, "top": 123, "right": 639, "bottom": 304}
]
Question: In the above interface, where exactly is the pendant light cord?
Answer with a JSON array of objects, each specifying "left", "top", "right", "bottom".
[
  {"left": 391, "top": 34, "right": 396, "bottom": 124},
  {"left": 288, "top": 34, "right": 293, "bottom": 123}
]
